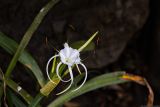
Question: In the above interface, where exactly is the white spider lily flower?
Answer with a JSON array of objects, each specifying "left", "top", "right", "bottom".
[
  {"left": 46, "top": 43, "right": 87, "bottom": 95},
  {"left": 59, "top": 43, "right": 81, "bottom": 66}
]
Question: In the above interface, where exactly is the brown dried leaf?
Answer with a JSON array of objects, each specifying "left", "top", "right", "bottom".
[
  {"left": 121, "top": 73, "right": 154, "bottom": 107},
  {"left": 64, "top": 101, "right": 80, "bottom": 107}
]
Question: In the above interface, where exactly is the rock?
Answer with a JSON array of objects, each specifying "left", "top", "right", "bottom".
[
  {"left": 0, "top": 0, "right": 149, "bottom": 69},
  {"left": 57, "top": 0, "right": 149, "bottom": 68}
]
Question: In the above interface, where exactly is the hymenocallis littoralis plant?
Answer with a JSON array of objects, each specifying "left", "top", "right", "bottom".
[{"left": 0, "top": 0, "right": 154, "bottom": 107}]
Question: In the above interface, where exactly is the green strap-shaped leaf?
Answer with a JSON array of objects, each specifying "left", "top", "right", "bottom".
[
  {"left": 9, "top": 90, "right": 27, "bottom": 107},
  {"left": 0, "top": 32, "right": 45, "bottom": 87},
  {"left": 78, "top": 31, "right": 98, "bottom": 52},
  {"left": 5, "top": 0, "right": 61, "bottom": 78},
  {"left": 48, "top": 72, "right": 128, "bottom": 107},
  {"left": 71, "top": 40, "right": 95, "bottom": 52},
  {"left": 5, "top": 78, "right": 33, "bottom": 104}
]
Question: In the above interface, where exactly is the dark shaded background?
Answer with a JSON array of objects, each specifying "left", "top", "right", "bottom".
[{"left": 0, "top": 0, "right": 160, "bottom": 107}]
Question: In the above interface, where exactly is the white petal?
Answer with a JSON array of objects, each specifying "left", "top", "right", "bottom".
[
  {"left": 64, "top": 43, "right": 69, "bottom": 48},
  {"left": 56, "top": 66, "right": 74, "bottom": 95},
  {"left": 56, "top": 62, "right": 71, "bottom": 82},
  {"left": 46, "top": 55, "right": 59, "bottom": 84},
  {"left": 70, "top": 49, "right": 79, "bottom": 59},
  {"left": 72, "top": 63, "right": 87, "bottom": 91},
  {"left": 63, "top": 43, "right": 75, "bottom": 58},
  {"left": 74, "top": 57, "right": 81, "bottom": 64}
]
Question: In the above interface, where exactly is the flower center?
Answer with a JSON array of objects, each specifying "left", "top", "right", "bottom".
[{"left": 65, "top": 58, "right": 72, "bottom": 63}]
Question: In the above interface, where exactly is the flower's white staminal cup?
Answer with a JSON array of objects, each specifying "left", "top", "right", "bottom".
[{"left": 46, "top": 43, "right": 88, "bottom": 95}]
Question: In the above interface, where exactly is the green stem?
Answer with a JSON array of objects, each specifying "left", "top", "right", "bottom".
[{"left": 5, "top": 0, "right": 61, "bottom": 78}]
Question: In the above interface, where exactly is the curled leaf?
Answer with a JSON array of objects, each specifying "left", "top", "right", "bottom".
[{"left": 122, "top": 73, "right": 154, "bottom": 107}]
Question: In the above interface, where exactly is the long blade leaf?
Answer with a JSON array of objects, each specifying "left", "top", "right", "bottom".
[
  {"left": 4, "top": 0, "right": 61, "bottom": 78},
  {"left": 71, "top": 40, "right": 95, "bottom": 52},
  {"left": 5, "top": 78, "right": 33, "bottom": 104},
  {"left": 0, "top": 32, "right": 45, "bottom": 87},
  {"left": 8, "top": 89, "right": 27, "bottom": 107},
  {"left": 48, "top": 72, "right": 128, "bottom": 107}
]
